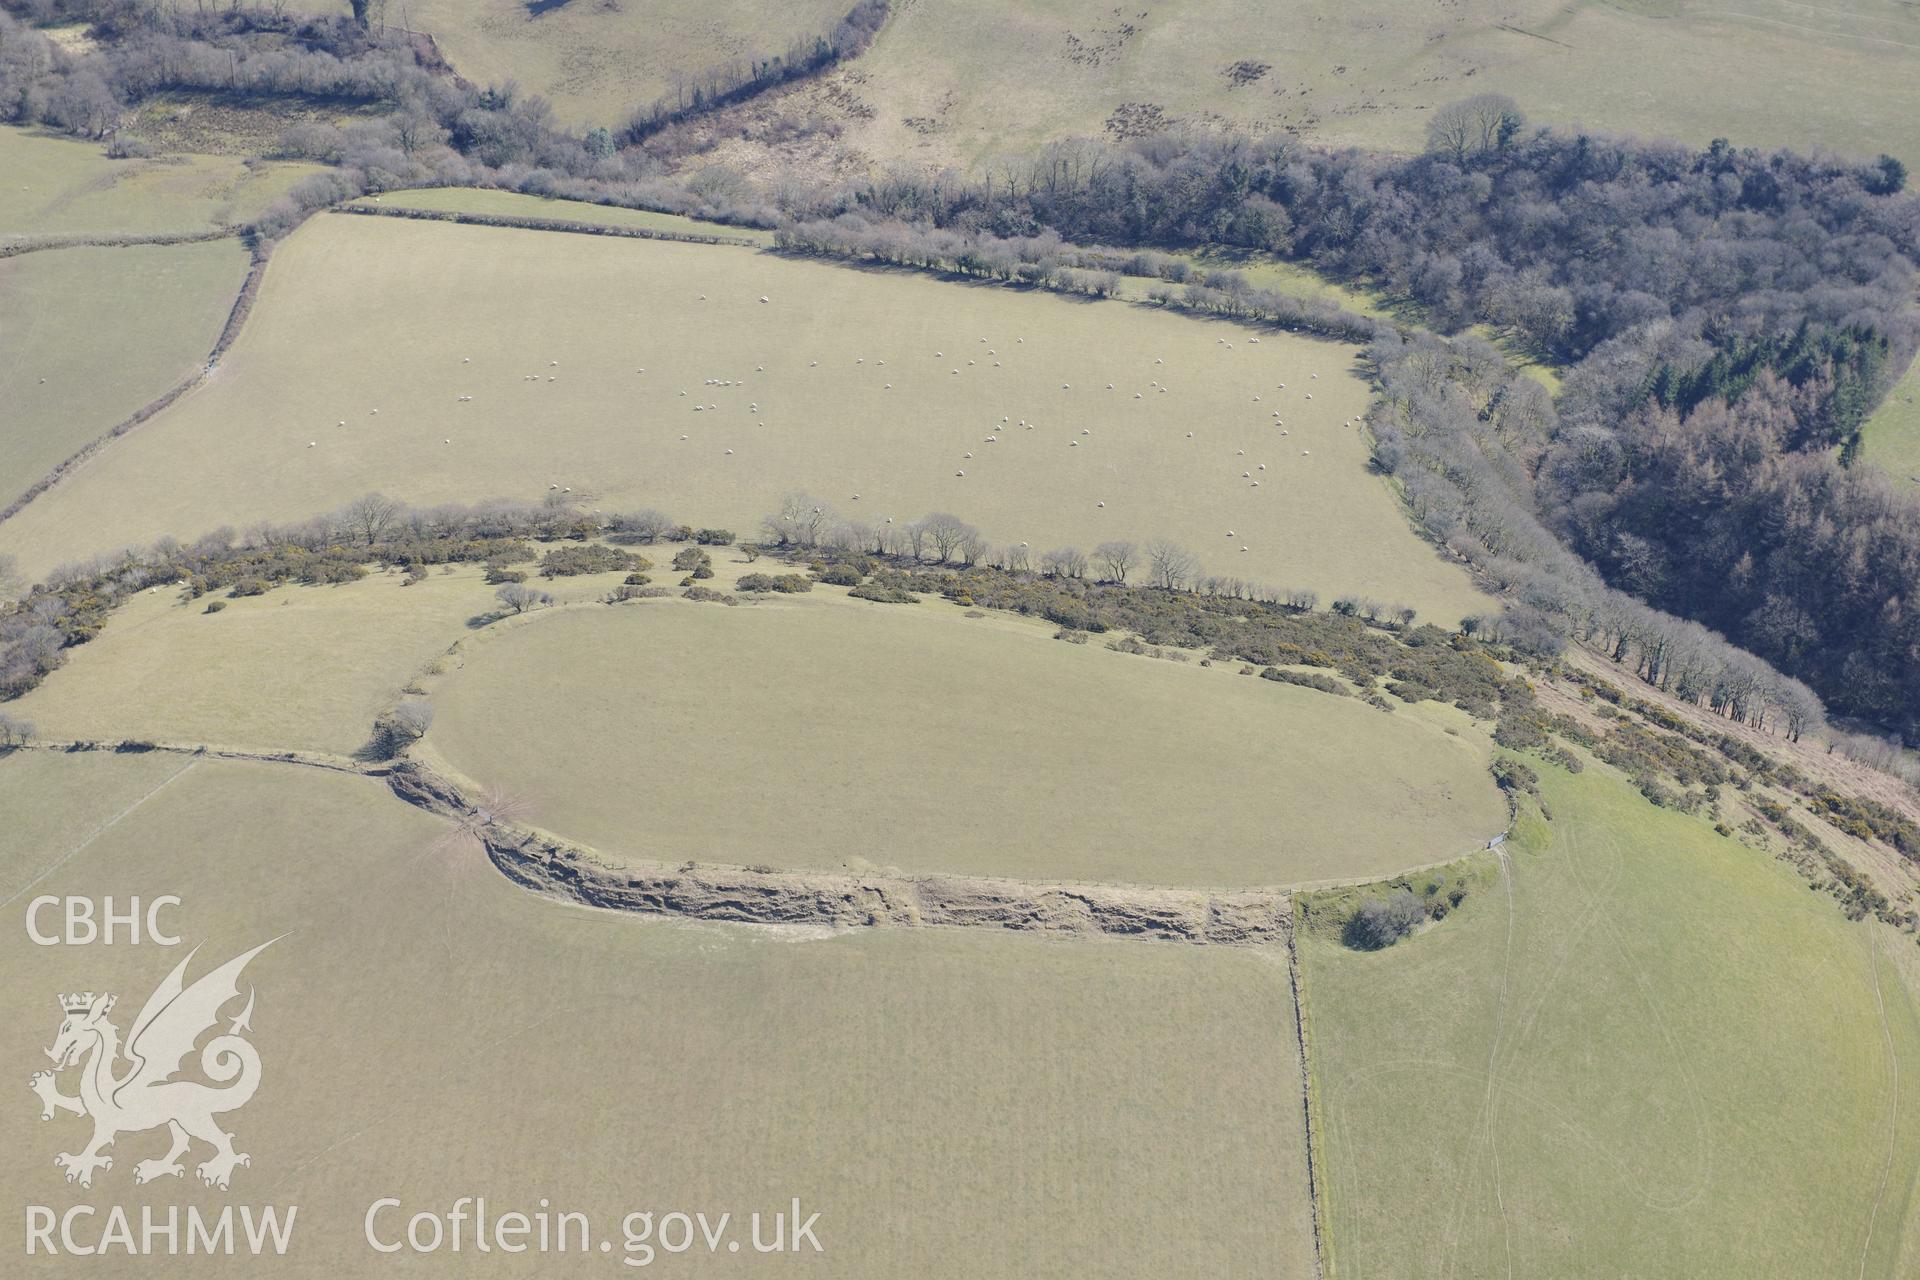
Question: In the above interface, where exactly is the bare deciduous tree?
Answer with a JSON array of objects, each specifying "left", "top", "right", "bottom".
[
  {"left": 496, "top": 583, "right": 551, "bottom": 614},
  {"left": 1145, "top": 538, "right": 1197, "bottom": 590},
  {"left": 921, "top": 512, "right": 977, "bottom": 563},
  {"left": 762, "top": 493, "right": 835, "bottom": 547},
  {"left": 1094, "top": 540, "right": 1135, "bottom": 583},
  {"left": 340, "top": 493, "right": 403, "bottom": 547},
  {"left": 1425, "top": 94, "right": 1524, "bottom": 164}
]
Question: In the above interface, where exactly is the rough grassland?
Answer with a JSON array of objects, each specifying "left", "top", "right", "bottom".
[
  {"left": 0, "top": 751, "right": 1316, "bottom": 1277},
  {"left": 1860, "top": 353, "right": 1920, "bottom": 486},
  {"left": 809, "top": 0, "right": 1920, "bottom": 169},
  {"left": 424, "top": 591, "right": 1505, "bottom": 887},
  {"left": 0, "top": 214, "right": 1487, "bottom": 624},
  {"left": 0, "top": 126, "right": 319, "bottom": 242},
  {"left": 399, "top": 0, "right": 851, "bottom": 127},
  {"left": 348, "top": 186, "right": 776, "bottom": 243},
  {"left": 5, "top": 566, "right": 517, "bottom": 756},
  {"left": 1300, "top": 759, "right": 1920, "bottom": 1278},
  {"left": 0, "top": 239, "right": 250, "bottom": 506}
]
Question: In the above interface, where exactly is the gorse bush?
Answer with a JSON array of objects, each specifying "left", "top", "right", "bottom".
[
  {"left": 737, "top": 573, "right": 813, "bottom": 594},
  {"left": 538, "top": 545, "right": 648, "bottom": 577},
  {"left": 1345, "top": 891, "right": 1426, "bottom": 950}
]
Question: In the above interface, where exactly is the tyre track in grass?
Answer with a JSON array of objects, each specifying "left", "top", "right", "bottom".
[{"left": 1857, "top": 929, "right": 1903, "bottom": 1280}]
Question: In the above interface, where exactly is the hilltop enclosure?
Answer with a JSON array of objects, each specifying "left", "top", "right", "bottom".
[{"left": 423, "top": 592, "right": 1506, "bottom": 887}]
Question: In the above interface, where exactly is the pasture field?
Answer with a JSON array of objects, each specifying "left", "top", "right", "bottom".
[
  {"left": 0, "top": 214, "right": 1488, "bottom": 624},
  {"left": 348, "top": 186, "right": 775, "bottom": 243},
  {"left": 1298, "top": 758, "right": 1920, "bottom": 1279},
  {"left": 1860, "top": 353, "right": 1920, "bottom": 486},
  {"left": 801, "top": 0, "right": 1920, "bottom": 170},
  {"left": 397, "top": 0, "right": 851, "bottom": 128},
  {"left": 0, "top": 751, "right": 1317, "bottom": 1276},
  {"left": 5, "top": 566, "right": 508, "bottom": 756},
  {"left": 0, "top": 126, "right": 319, "bottom": 243},
  {"left": 422, "top": 590, "right": 1506, "bottom": 887},
  {"left": 3, "top": 557, "right": 662, "bottom": 756},
  {"left": 0, "top": 239, "right": 250, "bottom": 507}
]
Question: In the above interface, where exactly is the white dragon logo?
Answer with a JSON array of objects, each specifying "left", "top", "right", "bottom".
[{"left": 28, "top": 939, "right": 276, "bottom": 1191}]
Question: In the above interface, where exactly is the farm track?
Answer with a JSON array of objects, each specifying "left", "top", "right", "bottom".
[{"left": 0, "top": 238, "right": 268, "bottom": 525}]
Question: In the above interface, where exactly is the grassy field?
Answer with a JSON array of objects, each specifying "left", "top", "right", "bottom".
[
  {"left": 1128, "top": 251, "right": 1391, "bottom": 321},
  {"left": 0, "top": 750, "right": 1317, "bottom": 1276},
  {"left": 5, "top": 566, "right": 510, "bottom": 756},
  {"left": 1299, "top": 758, "right": 1920, "bottom": 1278},
  {"left": 792, "top": 0, "right": 1920, "bottom": 170},
  {"left": 348, "top": 185, "right": 775, "bottom": 243},
  {"left": 398, "top": 0, "right": 851, "bottom": 128},
  {"left": 1860, "top": 353, "right": 1920, "bottom": 486},
  {"left": 0, "top": 239, "right": 250, "bottom": 507},
  {"left": 0, "top": 126, "right": 319, "bottom": 243},
  {"left": 423, "top": 590, "right": 1505, "bottom": 887},
  {"left": 0, "top": 213, "right": 1488, "bottom": 624}
]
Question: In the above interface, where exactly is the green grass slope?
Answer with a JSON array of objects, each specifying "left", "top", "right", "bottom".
[
  {"left": 0, "top": 239, "right": 250, "bottom": 506},
  {"left": 398, "top": 0, "right": 851, "bottom": 127},
  {"left": 1300, "top": 758, "right": 1920, "bottom": 1278},
  {"left": 821, "top": 0, "right": 1920, "bottom": 168},
  {"left": 1859, "top": 353, "right": 1920, "bottom": 487},
  {"left": 0, "top": 126, "right": 318, "bottom": 243}
]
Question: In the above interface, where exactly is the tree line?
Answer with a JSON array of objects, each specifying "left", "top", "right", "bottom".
[{"left": 619, "top": 0, "right": 886, "bottom": 143}]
